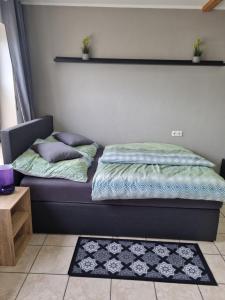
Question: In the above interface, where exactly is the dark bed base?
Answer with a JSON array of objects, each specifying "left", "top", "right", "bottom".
[
  {"left": 1, "top": 115, "right": 222, "bottom": 241},
  {"left": 31, "top": 201, "right": 220, "bottom": 241}
]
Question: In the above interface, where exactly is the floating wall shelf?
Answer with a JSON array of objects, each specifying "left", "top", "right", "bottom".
[{"left": 54, "top": 57, "right": 225, "bottom": 66}]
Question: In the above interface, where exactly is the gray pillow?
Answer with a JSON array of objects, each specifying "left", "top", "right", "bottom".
[
  {"left": 31, "top": 142, "right": 82, "bottom": 163},
  {"left": 53, "top": 132, "right": 93, "bottom": 147}
]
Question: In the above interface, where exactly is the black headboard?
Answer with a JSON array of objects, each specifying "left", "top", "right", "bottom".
[{"left": 1, "top": 115, "right": 54, "bottom": 164}]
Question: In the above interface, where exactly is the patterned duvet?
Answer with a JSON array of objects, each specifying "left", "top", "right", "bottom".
[{"left": 92, "top": 143, "right": 225, "bottom": 201}]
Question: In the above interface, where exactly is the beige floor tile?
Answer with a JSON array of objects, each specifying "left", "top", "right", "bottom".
[
  {"left": 216, "top": 233, "right": 225, "bottom": 241},
  {"left": 0, "top": 246, "right": 40, "bottom": 273},
  {"left": 198, "top": 241, "right": 219, "bottom": 255},
  {"left": 17, "top": 274, "right": 68, "bottom": 300},
  {"left": 199, "top": 284, "right": 225, "bottom": 300},
  {"left": 0, "top": 273, "right": 26, "bottom": 300},
  {"left": 31, "top": 246, "right": 74, "bottom": 274},
  {"left": 218, "top": 219, "right": 225, "bottom": 234},
  {"left": 29, "top": 234, "right": 47, "bottom": 246},
  {"left": 111, "top": 279, "right": 156, "bottom": 300},
  {"left": 221, "top": 205, "right": 225, "bottom": 217},
  {"left": 204, "top": 255, "right": 225, "bottom": 284},
  {"left": 215, "top": 234, "right": 225, "bottom": 255},
  {"left": 155, "top": 282, "right": 202, "bottom": 300},
  {"left": 64, "top": 277, "right": 110, "bottom": 300},
  {"left": 220, "top": 215, "right": 225, "bottom": 224},
  {"left": 44, "top": 234, "right": 78, "bottom": 246}
]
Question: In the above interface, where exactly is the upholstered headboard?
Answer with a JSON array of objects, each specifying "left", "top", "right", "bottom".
[{"left": 1, "top": 115, "right": 54, "bottom": 164}]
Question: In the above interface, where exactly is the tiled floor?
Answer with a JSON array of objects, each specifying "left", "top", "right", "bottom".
[{"left": 1, "top": 212, "right": 225, "bottom": 299}]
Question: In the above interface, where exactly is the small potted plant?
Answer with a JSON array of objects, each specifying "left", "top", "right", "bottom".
[
  {"left": 82, "top": 36, "right": 91, "bottom": 60},
  {"left": 192, "top": 38, "right": 203, "bottom": 63}
]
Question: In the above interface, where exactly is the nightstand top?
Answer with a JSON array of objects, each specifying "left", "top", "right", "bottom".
[{"left": 0, "top": 187, "right": 29, "bottom": 210}]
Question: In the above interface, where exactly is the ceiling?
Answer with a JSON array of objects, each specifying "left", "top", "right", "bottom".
[{"left": 21, "top": 0, "right": 225, "bottom": 10}]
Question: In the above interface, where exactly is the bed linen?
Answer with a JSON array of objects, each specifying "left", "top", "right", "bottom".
[
  {"left": 92, "top": 143, "right": 225, "bottom": 201},
  {"left": 100, "top": 143, "right": 214, "bottom": 167},
  {"left": 42, "top": 135, "right": 98, "bottom": 159},
  {"left": 21, "top": 147, "right": 222, "bottom": 209},
  {"left": 13, "top": 136, "right": 98, "bottom": 183}
]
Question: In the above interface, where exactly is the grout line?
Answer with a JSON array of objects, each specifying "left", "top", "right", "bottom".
[
  {"left": 28, "top": 245, "right": 43, "bottom": 273},
  {"left": 110, "top": 279, "right": 112, "bottom": 300},
  {"left": 42, "top": 233, "right": 48, "bottom": 245},
  {"left": 220, "top": 208, "right": 225, "bottom": 217},
  {"left": 43, "top": 235, "right": 79, "bottom": 247},
  {"left": 15, "top": 273, "right": 29, "bottom": 300},
  {"left": 63, "top": 275, "right": 70, "bottom": 300},
  {"left": 0, "top": 245, "right": 43, "bottom": 275},
  {"left": 28, "top": 272, "right": 70, "bottom": 275},
  {"left": 197, "top": 285, "right": 204, "bottom": 300},
  {"left": 0, "top": 271, "right": 28, "bottom": 274},
  {"left": 213, "top": 240, "right": 225, "bottom": 257},
  {"left": 15, "top": 243, "right": 44, "bottom": 297},
  {"left": 28, "top": 234, "right": 48, "bottom": 247},
  {"left": 153, "top": 282, "right": 158, "bottom": 300},
  {"left": 0, "top": 270, "right": 69, "bottom": 276}
]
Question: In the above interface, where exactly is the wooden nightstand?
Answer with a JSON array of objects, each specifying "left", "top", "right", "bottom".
[{"left": 0, "top": 187, "right": 32, "bottom": 266}]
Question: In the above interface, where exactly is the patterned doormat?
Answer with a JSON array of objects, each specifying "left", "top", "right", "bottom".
[{"left": 68, "top": 237, "right": 217, "bottom": 285}]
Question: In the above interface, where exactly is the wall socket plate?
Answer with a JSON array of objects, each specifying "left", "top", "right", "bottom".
[{"left": 171, "top": 130, "right": 183, "bottom": 137}]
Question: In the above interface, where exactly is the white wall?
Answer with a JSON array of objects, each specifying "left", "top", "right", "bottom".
[
  {"left": 0, "top": 23, "right": 17, "bottom": 130},
  {"left": 24, "top": 6, "right": 225, "bottom": 169}
]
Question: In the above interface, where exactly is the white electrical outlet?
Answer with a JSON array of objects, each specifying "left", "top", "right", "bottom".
[{"left": 171, "top": 130, "right": 183, "bottom": 137}]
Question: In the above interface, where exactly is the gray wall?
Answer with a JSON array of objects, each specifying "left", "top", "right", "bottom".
[{"left": 24, "top": 6, "right": 225, "bottom": 168}]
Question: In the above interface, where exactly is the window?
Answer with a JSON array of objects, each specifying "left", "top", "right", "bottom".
[{"left": 0, "top": 22, "right": 17, "bottom": 130}]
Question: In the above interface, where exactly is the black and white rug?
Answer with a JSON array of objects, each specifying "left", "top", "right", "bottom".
[{"left": 68, "top": 237, "right": 217, "bottom": 285}]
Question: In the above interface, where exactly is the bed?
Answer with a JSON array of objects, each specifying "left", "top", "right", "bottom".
[{"left": 1, "top": 116, "right": 223, "bottom": 241}]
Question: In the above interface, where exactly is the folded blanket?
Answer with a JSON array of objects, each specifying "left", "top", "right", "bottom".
[
  {"left": 92, "top": 162, "right": 225, "bottom": 201},
  {"left": 100, "top": 143, "right": 214, "bottom": 167},
  {"left": 92, "top": 143, "right": 225, "bottom": 201}
]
